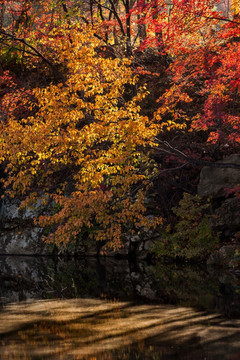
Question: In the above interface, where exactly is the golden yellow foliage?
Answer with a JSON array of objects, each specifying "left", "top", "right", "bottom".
[
  {"left": 0, "top": 25, "right": 161, "bottom": 249},
  {"left": 231, "top": 0, "right": 240, "bottom": 15}
]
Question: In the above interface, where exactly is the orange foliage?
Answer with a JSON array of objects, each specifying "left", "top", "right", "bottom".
[{"left": 0, "top": 25, "right": 162, "bottom": 249}]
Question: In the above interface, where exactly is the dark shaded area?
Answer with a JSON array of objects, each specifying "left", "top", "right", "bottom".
[{"left": 1, "top": 256, "right": 240, "bottom": 318}]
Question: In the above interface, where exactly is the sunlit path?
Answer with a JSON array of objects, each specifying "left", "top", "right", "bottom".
[{"left": 1, "top": 298, "right": 240, "bottom": 359}]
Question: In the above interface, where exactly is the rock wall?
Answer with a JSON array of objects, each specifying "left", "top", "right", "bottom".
[
  {"left": 0, "top": 195, "right": 155, "bottom": 257},
  {"left": 0, "top": 197, "right": 51, "bottom": 255}
]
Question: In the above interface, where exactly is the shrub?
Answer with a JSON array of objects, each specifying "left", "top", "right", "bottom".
[{"left": 154, "top": 193, "right": 219, "bottom": 259}]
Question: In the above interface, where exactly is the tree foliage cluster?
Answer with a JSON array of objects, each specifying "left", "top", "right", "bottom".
[{"left": 0, "top": 0, "right": 239, "bottom": 253}]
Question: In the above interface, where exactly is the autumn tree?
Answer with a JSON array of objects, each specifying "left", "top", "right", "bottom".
[
  {"left": 0, "top": 25, "right": 161, "bottom": 249},
  {"left": 0, "top": 0, "right": 142, "bottom": 66},
  {"left": 1, "top": 0, "right": 240, "bottom": 253},
  {"left": 130, "top": 0, "right": 240, "bottom": 157},
  {"left": 66, "top": 0, "right": 142, "bottom": 55},
  {"left": 164, "top": 2, "right": 239, "bottom": 146},
  {"left": 126, "top": 0, "right": 240, "bottom": 220}
]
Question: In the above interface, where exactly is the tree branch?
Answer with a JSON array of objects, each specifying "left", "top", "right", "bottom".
[
  {"left": 201, "top": 15, "right": 240, "bottom": 25},
  {"left": 92, "top": 0, "right": 126, "bottom": 38},
  {"left": 154, "top": 138, "right": 240, "bottom": 169},
  {"left": 0, "top": 29, "right": 65, "bottom": 82},
  {"left": 79, "top": 14, "right": 108, "bottom": 43}
]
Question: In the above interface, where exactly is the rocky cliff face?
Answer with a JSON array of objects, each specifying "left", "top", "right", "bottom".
[
  {"left": 0, "top": 197, "right": 51, "bottom": 255},
  {"left": 0, "top": 195, "right": 156, "bottom": 257}
]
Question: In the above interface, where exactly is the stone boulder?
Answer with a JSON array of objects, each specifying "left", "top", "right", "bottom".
[{"left": 198, "top": 154, "right": 240, "bottom": 198}]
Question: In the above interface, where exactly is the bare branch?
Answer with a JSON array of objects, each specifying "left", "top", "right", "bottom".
[
  {"left": 0, "top": 29, "right": 65, "bottom": 82},
  {"left": 154, "top": 138, "right": 240, "bottom": 169},
  {"left": 92, "top": 0, "right": 126, "bottom": 37},
  {"left": 200, "top": 15, "right": 240, "bottom": 25}
]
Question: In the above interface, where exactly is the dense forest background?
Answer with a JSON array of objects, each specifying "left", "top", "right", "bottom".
[{"left": 0, "top": 0, "right": 240, "bottom": 259}]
